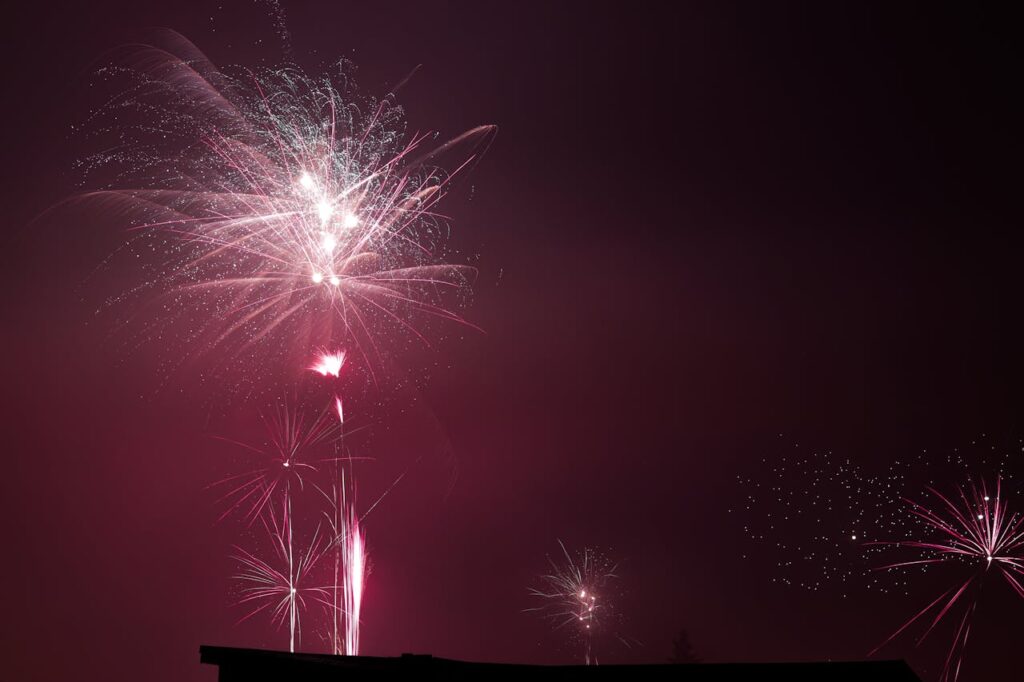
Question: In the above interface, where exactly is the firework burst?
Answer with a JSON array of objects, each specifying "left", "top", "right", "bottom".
[
  {"left": 309, "top": 349, "right": 346, "bottom": 378},
  {"left": 232, "top": 497, "right": 332, "bottom": 653},
  {"left": 869, "top": 478, "right": 1024, "bottom": 682},
  {"left": 82, "top": 31, "right": 494, "bottom": 382},
  {"left": 738, "top": 436, "right": 1024, "bottom": 679},
  {"left": 526, "top": 540, "right": 619, "bottom": 665},
  {"left": 211, "top": 398, "right": 340, "bottom": 524}
]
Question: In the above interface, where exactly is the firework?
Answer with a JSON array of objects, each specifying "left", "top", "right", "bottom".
[
  {"left": 232, "top": 497, "right": 331, "bottom": 652},
  {"left": 84, "top": 31, "right": 494, "bottom": 379},
  {"left": 211, "top": 398, "right": 339, "bottom": 523},
  {"left": 310, "top": 350, "right": 346, "bottom": 378},
  {"left": 79, "top": 25, "right": 493, "bottom": 658},
  {"left": 868, "top": 479, "right": 1024, "bottom": 682},
  {"left": 321, "top": 471, "right": 366, "bottom": 656},
  {"left": 736, "top": 435, "right": 1024, "bottom": 594},
  {"left": 738, "top": 436, "right": 1024, "bottom": 679},
  {"left": 526, "top": 540, "right": 619, "bottom": 665}
]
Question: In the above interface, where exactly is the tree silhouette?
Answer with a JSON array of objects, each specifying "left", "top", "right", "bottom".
[{"left": 669, "top": 628, "right": 701, "bottom": 664}]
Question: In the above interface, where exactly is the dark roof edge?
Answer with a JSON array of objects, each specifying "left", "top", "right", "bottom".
[{"left": 199, "top": 644, "right": 917, "bottom": 673}]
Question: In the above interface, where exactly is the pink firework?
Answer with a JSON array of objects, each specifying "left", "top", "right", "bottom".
[
  {"left": 526, "top": 540, "right": 619, "bottom": 665},
  {"left": 232, "top": 498, "right": 331, "bottom": 653},
  {"left": 340, "top": 501, "right": 366, "bottom": 656},
  {"left": 84, "top": 31, "right": 494, "bottom": 378},
  {"left": 334, "top": 395, "right": 345, "bottom": 426},
  {"left": 309, "top": 349, "right": 346, "bottom": 378},
  {"left": 211, "top": 399, "right": 339, "bottom": 523},
  {"left": 320, "top": 469, "right": 366, "bottom": 656},
  {"left": 869, "top": 478, "right": 1024, "bottom": 681}
]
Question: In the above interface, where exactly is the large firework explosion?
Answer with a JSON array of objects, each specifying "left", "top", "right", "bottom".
[{"left": 79, "top": 30, "right": 494, "bottom": 387}]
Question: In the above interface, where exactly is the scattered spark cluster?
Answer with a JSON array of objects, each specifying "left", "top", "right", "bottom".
[
  {"left": 737, "top": 435, "right": 1023, "bottom": 595},
  {"left": 868, "top": 479, "right": 1024, "bottom": 682},
  {"left": 738, "top": 434, "right": 1024, "bottom": 680}
]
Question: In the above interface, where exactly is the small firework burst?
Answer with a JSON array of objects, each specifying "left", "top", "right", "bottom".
[
  {"left": 309, "top": 349, "right": 346, "bottom": 378},
  {"left": 211, "top": 398, "right": 339, "bottom": 523},
  {"left": 527, "top": 540, "right": 620, "bottom": 665},
  {"left": 232, "top": 498, "right": 331, "bottom": 653}
]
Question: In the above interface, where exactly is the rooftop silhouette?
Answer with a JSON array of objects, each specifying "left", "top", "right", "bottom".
[{"left": 200, "top": 645, "right": 922, "bottom": 681}]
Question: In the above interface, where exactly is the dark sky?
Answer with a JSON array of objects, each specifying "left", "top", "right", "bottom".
[{"left": 2, "top": 2, "right": 1023, "bottom": 681}]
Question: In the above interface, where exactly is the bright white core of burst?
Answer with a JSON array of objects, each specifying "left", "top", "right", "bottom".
[{"left": 317, "top": 199, "right": 334, "bottom": 223}]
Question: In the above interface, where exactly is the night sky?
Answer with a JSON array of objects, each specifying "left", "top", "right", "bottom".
[{"left": 2, "top": 2, "right": 1023, "bottom": 681}]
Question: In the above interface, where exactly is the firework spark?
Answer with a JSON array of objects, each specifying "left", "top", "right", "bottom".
[
  {"left": 869, "top": 479, "right": 1024, "bottom": 682},
  {"left": 334, "top": 395, "right": 345, "bottom": 426},
  {"left": 84, "top": 31, "right": 494, "bottom": 380},
  {"left": 526, "top": 540, "right": 619, "bottom": 665},
  {"left": 310, "top": 349, "right": 346, "bottom": 378}
]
